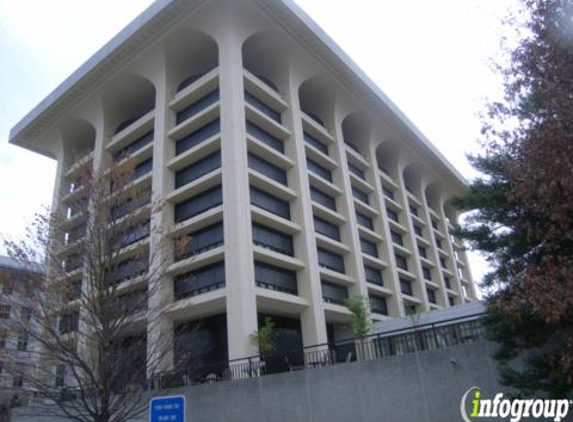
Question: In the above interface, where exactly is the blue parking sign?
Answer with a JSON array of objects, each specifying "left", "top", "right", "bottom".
[{"left": 149, "top": 396, "right": 185, "bottom": 422}]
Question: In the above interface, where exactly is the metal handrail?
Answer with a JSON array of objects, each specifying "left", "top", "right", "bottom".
[{"left": 149, "top": 312, "right": 486, "bottom": 389}]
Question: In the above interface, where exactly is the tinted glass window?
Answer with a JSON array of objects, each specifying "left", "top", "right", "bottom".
[
  {"left": 313, "top": 216, "right": 340, "bottom": 241},
  {"left": 174, "top": 222, "right": 224, "bottom": 261},
  {"left": 252, "top": 223, "right": 294, "bottom": 256},
  {"left": 317, "top": 248, "right": 345, "bottom": 273},
  {"left": 307, "top": 159, "right": 332, "bottom": 182},
  {"left": 176, "top": 119, "right": 220, "bottom": 155},
  {"left": 175, "top": 151, "right": 221, "bottom": 189},
  {"left": 303, "top": 132, "right": 328, "bottom": 155},
  {"left": 254, "top": 262, "right": 297, "bottom": 295},
  {"left": 246, "top": 121, "right": 284, "bottom": 153},
  {"left": 174, "top": 261, "right": 225, "bottom": 300},
  {"left": 310, "top": 187, "right": 336, "bottom": 211},
  {"left": 248, "top": 153, "right": 287, "bottom": 186},
  {"left": 176, "top": 90, "right": 220, "bottom": 125},
  {"left": 174, "top": 185, "right": 222, "bottom": 223},
  {"left": 321, "top": 281, "right": 348, "bottom": 305},
  {"left": 250, "top": 187, "right": 291, "bottom": 220},
  {"left": 364, "top": 265, "right": 383, "bottom": 286}
]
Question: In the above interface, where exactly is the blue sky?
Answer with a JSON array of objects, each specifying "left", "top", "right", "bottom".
[{"left": 0, "top": 0, "right": 518, "bottom": 288}]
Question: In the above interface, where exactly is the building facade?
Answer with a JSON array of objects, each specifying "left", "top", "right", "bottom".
[
  {"left": 0, "top": 256, "right": 39, "bottom": 405},
  {"left": 9, "top": 0, "right": 476, "bottom": 377}
]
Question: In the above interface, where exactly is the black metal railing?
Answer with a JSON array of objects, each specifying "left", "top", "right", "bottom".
[
  {"left": 149, "top": 313, "right": 486, "bottom": 389},
  {"left": 39, "top": 313, "right": 487, "bottom": 400}
]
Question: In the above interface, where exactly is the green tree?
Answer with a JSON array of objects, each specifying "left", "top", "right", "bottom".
[
  {"left": 455, "top": 0, "right": 573, "bottom": 397},
  {"left": 344, "top": 296, "right": 371, "bottom": 338},
  {"left": 250, "top": 317, "right": 276, "bottom": 355}
]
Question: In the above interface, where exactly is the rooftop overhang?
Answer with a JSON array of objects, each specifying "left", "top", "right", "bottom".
[{"left": 8, "top": 0, "right": 468, "bottom": 194}]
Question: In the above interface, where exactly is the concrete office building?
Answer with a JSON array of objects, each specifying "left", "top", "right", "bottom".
[{"left": 8, "top": 0, "right": 476, "bottom": 377}]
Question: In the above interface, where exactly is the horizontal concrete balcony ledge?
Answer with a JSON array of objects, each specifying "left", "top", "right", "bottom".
[
  {"left": 362, "top": 254, "right": 388, "bottom": 269},
  {"left": 60, "top": 212, "right": 88, "bottom": 229},
  {"left": 349, "top": 172, "right": 374, "bottom": 193},
  {"left": 379, "top": 170, "right": 399, "bottom": 189},
  {"left": 357, "top": 226, "right": 384, "bottom": 243},
  {"left": 108, "top": 109, "right": 155, "bottom": 152},
  {"left": 315, "top": 233, "right": 351, "bottom": 255},
  {"left": 250, "top": 207, "right": 301, "bottom": 235},
  {"left": 104, "top": 172, "right": 152, "bottom": 202},
  {"left": 446, "top": 288, "right": 459, "bottom": 297},
  {"left": 114, "top": 237, "right": 150, "bottom": 262},
  {"left": 456, "top": 260, "right": 467, "bottom": 268},
  {"left": 247, "top": 135, "right": 294, "bottom": 169},
  {"left": 300, "top": 112, "right": 334, "bottom": 144},
  {"left": 168, "top": 102, "right": 220, "bottom": 140},
  {"left": 253, "top": 246, "right": 305, "bottom": 271},
  {"left": 165, "top": 289, "right": 227, "bottom": 322},
  {"left": 428, "top": 207, "right": 441, "bottom": 219},
  {"left": 114, "top": 274, "right": 148, "bottom": 294},
  {"left": 411, "top": 213, "right": 426, "bottom": 226},
  {"left": 243, "top": 69, "right": 288, "bottom": 110},
  {"left": 167, "top": 246, "right": 225, "bottom": 277},
  {"left": 384, "top": 196, "right": 403, "bottom": 212},
  {"left": 57, "top": 239, "right": 86, "bottom": 258},
  {"left": 169, "top": 206, "right": 223, "bottom": 238},
  {"left": 248, "top": 170, "right": 298, "bottom": 200},
  {"left": 308, "top": 176, "right": 342, "bottom": 201},
  {"left": 402, "top": 294, "right": 422, "bottom": 305},
  {"left": 167, "top": 135, "right": 221, "bottom": 171},
  {"left": 362, "top": 254, "right": 389, "bottom": 271},
  {"left": 170, "top": 68, "right": 219, "bottom": 110},
  {"left": 322, "top": 301, "right": 350, "bottom": 314},
  {"left": 114, "top": 141, "right": 154, "bottom": 168},
  {"left": 61, "top": 184, "right": 87, "bottom": 205},
  {"left": 433, "top": 228, "right": 446, "bottom": 239},
  {"left": 318, "top": 267, "right": 354, "bottom": 285},
  {"left": 416, "top": 235, "right": 431, "bottom": 247},
  {"left": 110, "top": 204, "right": 151, "bottom": 229},
  {"left": 397, "top": 268, "right": 417, "bottom": 281},
  {"left": 406, "top": 191, "right": 422, "bottom": 206},
  {"left": 256, "top": 290, "right": 309, "bottom": 316},
  {"left": 64, "top": 151, "right": 94, "bottom": 178},
  {"left": 442, "top": 267, "right": 454, "bottom": 276},
  {"left": 388, "top": 219, "right": 408, "bottom": 234},
  {"left": 311, "top": 202, "right": 346, "bottom": 225},
  {"left": 166, "top": 168, "right": 222, "bottom": 204},
  {"left": 366, "top": 283, "right": 394, "bottom": 297},
  {"left": 424, "top": 279, "right": 441, "bottom": 290},
  {"left": 371, "top": 313, "right": 393, "bottom": 322},
  {"left": 354, "top": 199, "right": 379, "bottom": 217},
  {"left": 345, "top": 147, "right": 370, "bottom": 170},
  {"left": 245, "top": 103, "right": 291, "bottom": 140},
  {"left": 437, "top": 248, "right": 450, "bottom": 258},
  {"left": 304, "top": 144, "right": 338, "bottom": 170},
  {"left": 419, "top": 256, "right": 435, "bottom": 268},
  {"left": 323, "top": 305, "right": 352, "bottom": 324}
]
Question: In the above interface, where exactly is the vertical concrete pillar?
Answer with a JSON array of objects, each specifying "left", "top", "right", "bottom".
[
  {"left": 365, "top": 141, "right": 404, "bottom": 317},
  {"left": 284, "top": 79, "right": 327, "bottom": 347},
  {"left": 217, "top": 23, "right": 258, "bottom": 360},
  {"left": 147, "top": 57, "right": 174, "bottom": 376},
  {"left": 331, "top": 119, "right": 369, "bottom": 300}
]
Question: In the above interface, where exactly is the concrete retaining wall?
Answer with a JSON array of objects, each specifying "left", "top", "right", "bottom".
[{"left": 13, "top": 341, "right": 567, "bottom": 422}]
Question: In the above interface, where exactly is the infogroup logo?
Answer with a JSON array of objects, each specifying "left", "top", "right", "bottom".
[{"left": 460, "top": 387, "right": 571, "bottom": 422}]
